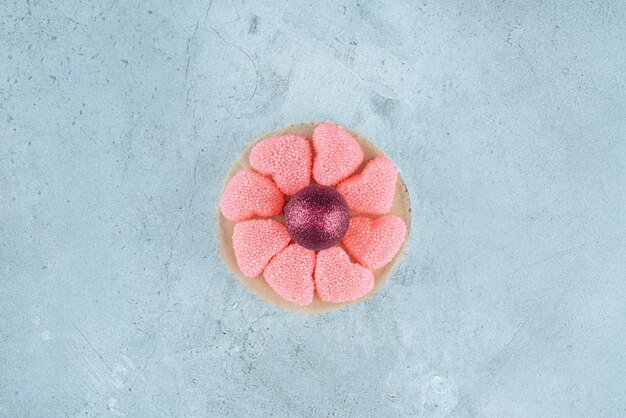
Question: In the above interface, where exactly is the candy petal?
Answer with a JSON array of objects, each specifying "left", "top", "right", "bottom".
[
  {"left": 233, "top": 219, "right": 290, "bottom": 277},
  {"left": 249, "top": 134, "right": 312, "bottom": 195},
  {"left": 220, "top": 169, "right": 284, "bottom": 222},
  {"left": 263, "top": 244, "right": 316, "bottom": 305},
  {"left": 336, "top": 157, "right": 397, "bottom": 215},
  {"left": 314, "top": 246, "right": 374, "bottom": 303},
  {"left": 312, "top": 123, "right": 364, "bottom": 186},
  {"left": 342, "top": 216, "right": 406, "bottom": 269}
]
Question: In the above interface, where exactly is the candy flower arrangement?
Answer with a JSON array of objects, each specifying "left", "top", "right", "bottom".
[{"left": 218, "top": 122, "right": 410, "bottom": 312}]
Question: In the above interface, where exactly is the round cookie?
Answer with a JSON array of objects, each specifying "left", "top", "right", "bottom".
[{"left": 217, "top": 122, "right": 412, "bottom": 314}]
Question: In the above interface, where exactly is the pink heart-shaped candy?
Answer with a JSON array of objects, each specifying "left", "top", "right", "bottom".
[
  {"left": 232, "top": 219, "right": 290, "bottom": 277},
  {"left": 249, "top": 134, "right": 311, "bottom": 195},
  {"left": 314, "top": 246, "right": 374, "bottom": 303},
  {"left": 336, "top": 157, "right": 398, "bottom": 215},
  {"left": 342, "top": 216, "right": 407, "bottom": 270},
  {"left": 220, "top": 169, "right": 284, "bottom": 222},
  {"left": 312, "top": 122, "right": 364, "bottom": 186},
  {"left": 263, "top": 244, "right": 316, "bottom": 306}
]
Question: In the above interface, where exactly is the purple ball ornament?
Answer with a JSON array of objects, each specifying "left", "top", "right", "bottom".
[{"left": 283, "top": 184, "right": 350, "bottom": 251}]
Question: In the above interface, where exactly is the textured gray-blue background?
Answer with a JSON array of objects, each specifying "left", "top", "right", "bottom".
[{"left": 1, "top": 0, "right": 625, "bottom": 417}]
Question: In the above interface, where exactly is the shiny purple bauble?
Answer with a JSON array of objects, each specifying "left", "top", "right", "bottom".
[{"left": 283, "top": 184, "right": 350, "bottom": 251}]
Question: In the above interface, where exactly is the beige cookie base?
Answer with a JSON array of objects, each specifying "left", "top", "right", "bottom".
[{"left": 217, "top": 122, "right": 412, "bottom": 314}]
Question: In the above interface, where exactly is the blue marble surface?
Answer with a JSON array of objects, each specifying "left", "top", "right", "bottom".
[{"left": 1, "top": 1, "right": 625, "bottom": 416}]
